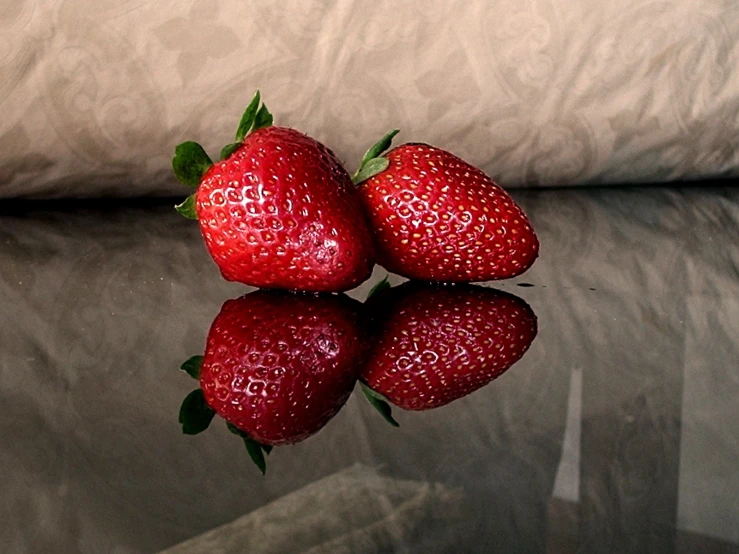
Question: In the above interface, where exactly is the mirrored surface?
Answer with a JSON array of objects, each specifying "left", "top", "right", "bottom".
[{"left": 1, "top": 186, "right": 737, "bottom": 553}]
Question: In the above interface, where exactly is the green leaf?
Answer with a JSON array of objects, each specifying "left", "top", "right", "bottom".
[
  {"left": 360, "top": 382, "right": 400, "bottom": 427},
  {"left": 244, "top": 438, "right": 267, "bottom": 474},
  {"left": 226, "top": 422, "right": 242, "bottom": 435},
  {"left": 226, "top": 423, "right": 270, "bottom": 473},
  {"left": 172, "top": 141, "right": 213, "bottom": 188},
  {"left": 359, "top": 129, "right": 399, "bottom": 169},
  {"left": 179, "top": 389, "right": 216, "bottom": 435},
  {"left": 366, "top": 277, "right": 390, "bottom": 301},
  {"left": 252, "top": 104, "right": 273, "bottom": 132},
  {"left": 180, "top": 355, "right": 203, "bottom": 379},
  {"left": 175, "top": 194, "right": 198, "bottom": 220},
  {"left": 220, "top": 142, "right": 241, "bottom": 161},
  {"left": 351, "top": 129, "right": 399, "bottom": 184},
  {"left": 235, "top": 90, "right": 261, "bottom": 142},
  {"left": 352, "top": 157, "right": 389, "bottom": 185}
]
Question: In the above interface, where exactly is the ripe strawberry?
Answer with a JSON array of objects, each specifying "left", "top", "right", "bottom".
[
  {"left": 195, "top": 290, "right": 365, "bottom": 449},
  {"left": 352, "top": 132, "right": 539, "bottom": 282},
  {"left": 172, "top": 91, "right": 375, "bottom": 292},
  {"left": 361, "top": 282, "right": 537, "bottom": 412}
]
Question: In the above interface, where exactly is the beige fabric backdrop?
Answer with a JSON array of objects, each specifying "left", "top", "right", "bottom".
[{"left": 1, "top": 0, "right": 738, "bottom": 198}]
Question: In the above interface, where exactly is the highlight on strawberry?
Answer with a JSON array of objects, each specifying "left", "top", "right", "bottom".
[
  {"left": 178, "top": 290, "right": 366, "bottom": 474},
  {"left": 359, "top": 281, "right": 538, "bottom": 426},
  {"left": 172, "top": 91, "right": 376, "bottom": 292},
  {"left": 353, "top": 131, "right": 540, "bottom": 282}
]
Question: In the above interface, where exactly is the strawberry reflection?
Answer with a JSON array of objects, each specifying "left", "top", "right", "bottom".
[
  {"left": 179, "top": 281, "right": 538, "bottom": 474},
  {"left": 360, "top": 282, "right": 537, "bottom": 419},
  {"left": 178, "top": 290, "right": 365, "bottom": 473}
]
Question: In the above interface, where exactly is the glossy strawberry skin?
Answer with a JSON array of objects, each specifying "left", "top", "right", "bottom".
[
  {"left": 200, "top": 291, "right": 365, "bottom": 445},
  {"left": 362, "top": 283, "right": 537, "bottom": 410},
  {"left": 358, "top": 143, "right": 539, "bottom": 282},
  {"left": 196, "top": 127, "right": 375, "bottom": 292}
]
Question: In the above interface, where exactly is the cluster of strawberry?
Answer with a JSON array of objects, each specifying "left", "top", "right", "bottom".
[
  {"left": 172, "top": 91, "right": 539, "bottom": 292},
  {"left": 173, "top": 93, "right": 540, "bottom": 473},
  {"left": 178, "top": 283, "right": 537, "bottom": 474}
]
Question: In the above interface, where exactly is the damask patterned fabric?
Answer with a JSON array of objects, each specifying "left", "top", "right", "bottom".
[{"left": 1, "top": 0, "right": 738, "bottom": 198}]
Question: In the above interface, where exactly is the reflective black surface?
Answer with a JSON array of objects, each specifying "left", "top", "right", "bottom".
[{"left": 1, "top": 186, "right": 737, "bottom": 553}]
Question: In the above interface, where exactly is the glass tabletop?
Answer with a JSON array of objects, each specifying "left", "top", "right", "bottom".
[{"left": 1, "top": 186, "right": 737, "bottom": 554}]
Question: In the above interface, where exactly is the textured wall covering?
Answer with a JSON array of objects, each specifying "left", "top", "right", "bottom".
[{"left": 0, "top": 0, "right": 738, "bottom": 198}]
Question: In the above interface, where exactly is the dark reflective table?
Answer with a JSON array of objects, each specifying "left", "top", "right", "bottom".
[{"left": 1, "top": 186, "right": 737, "bottom": 554}]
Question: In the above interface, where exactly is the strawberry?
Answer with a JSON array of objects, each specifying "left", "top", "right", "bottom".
[
  {"left": 178, "top": 290, "right": 366, "bottom": 473},
  {"left": 352, "top": 132, "right": 539, "bottom": 282},
  {"left": 172, "top": 91, "right": 375, "bottom": 292},
  {"left": 360, "top": 282, "right": 537, "bottom": 413}
]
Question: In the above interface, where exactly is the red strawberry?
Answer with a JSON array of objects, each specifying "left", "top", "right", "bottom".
[
  {"left": 194, "top": 290, "right": 365, "bottom": 446},
  {"left": 352, "top": 133, "right": 539, "bottom": 282},
  {"left": 173, "top": 91, "right": 375, "bottom": 292},
  {"left": 361, "top": 282, "right": 537, "bottom": 411}
]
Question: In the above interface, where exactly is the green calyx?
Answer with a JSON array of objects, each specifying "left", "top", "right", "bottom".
[
  {"left": 177, "top": 356, "right": 273, "bottom": 475},
  {"left": 219, "top": 142, "right": 241, "bottom": 161},
  {"left": 172, "top": 142, "right": 213, "bottom": 189},
  {"left": 351, "top": 129, "right": 400, "bottom": 185},
  {"left": 172, "top": 89, "right": 273, "bottom": 219},
  {"left": 175, "top": 194, "right": 197, "bottom": 219},
  {"left": 179, "top": 389, "right": 216, "bottom": 435},
  {"left": 227, "top": 422, "right": 273, "bottom": 475},
  {"left": 366, "top": 276, "right": 391, "bottom": 301},
  {"left": 234, "top": 90, "right": 273, "bottom": 142},
  {"left": 360, "top": 382, "right": 400, "bottom": 427},
  {"left": 180, "top": 355, "right": 204, "bottom": 379}
]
